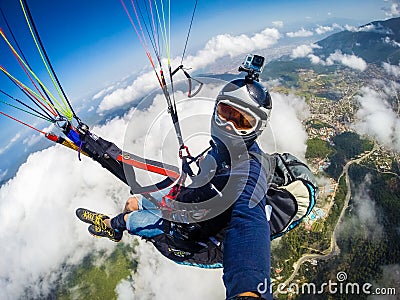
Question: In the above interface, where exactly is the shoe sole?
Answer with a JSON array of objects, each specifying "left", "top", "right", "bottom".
[
  {"left": 88, "top": 224, "right": 122, "bottom": 242},
  {"left": 76, "top": 208, "right": 109, "bottom": 226}
]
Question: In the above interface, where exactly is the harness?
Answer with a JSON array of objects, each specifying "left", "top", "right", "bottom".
[{"left": 163, "top": 146, "right": 272, "bottom": 243}]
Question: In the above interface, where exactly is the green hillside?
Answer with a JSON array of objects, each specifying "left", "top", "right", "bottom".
[
  {"left": 58, "top": 243, "right": 136, "bottom": 300},
  {"left": 315, "top": 17, "right": 400, "bottom": 64}
]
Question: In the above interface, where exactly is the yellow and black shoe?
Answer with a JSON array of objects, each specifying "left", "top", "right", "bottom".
[
  {"left": 88, "top": 224, "right": 123, "bottom": 242},
  {"left": 76, "top": 208, "right": 109, "bottom": 227}
]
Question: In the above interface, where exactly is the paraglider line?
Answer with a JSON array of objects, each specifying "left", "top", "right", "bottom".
[
  {"left": 0, "top": 30, "right": 61, "bottom": 116},
  {"left": 0, "top": 66, "right": 58, "bottom": 117},
  {"left": 0, "top": 8, "right": 60, "bottom": 116},
  {"left": 120, "top": 0, "right": 163, "bottom": 87},
  {"left": 0, "top": 78, "right": 56, "bottom": 122},
  {"left": 20, "top": 0, "right": 77, "bottom": 122},
  {"left": 137, "top": 1, "right": 160, "bottom": 63},
  {"left": 0, "top": 111, "right": 46, "bottom": 134},
  {"left": 0, "top": 99, "right": 54, "bottom": 122},
  {"left": 181, "top": 0, "right": 197, "bottom": 65},
  {"left": 147, "top": 0, "right": 160, "bottom": 59}
]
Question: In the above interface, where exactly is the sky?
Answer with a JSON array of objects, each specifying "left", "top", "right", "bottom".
[
  {"left": 0, "top": 0, "right": 393, "bottom": 96},
  {"left": 0, "top": 0, "right": 400, "bottom": 299},
  {"left": 0, "top": 0, "right": 396, "bottom": 175}
]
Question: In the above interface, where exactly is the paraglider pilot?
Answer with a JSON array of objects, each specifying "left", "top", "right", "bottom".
[{"left": 77, "top": 76, "right": 273, "bottom": 300}]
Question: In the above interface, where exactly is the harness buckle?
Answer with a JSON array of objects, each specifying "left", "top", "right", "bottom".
[{"left": 179, "top": 145, "right": 191, "bottom": 159}]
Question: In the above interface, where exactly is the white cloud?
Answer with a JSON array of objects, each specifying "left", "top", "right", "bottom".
[
  {"left": 116, "top": 277, "right": 136, "bottom": 300},
  {"left": 338, "top": 174, "right": 384, "bottom": 240},
  {"left": 383, "top": 62, "right": 400, "bottom": 76},
  {"left": 0, "top": 143, "right": 124, "bottom": 299},
  {"left": 286, "top": 27, "right": 313, "bottom": 38},
  {"left": 0, "top": 132, "right": 21, "bottom": 155},
  {"left": 23, "top": 133, "right": 41, "bottom": 148},
  {"left": 315, "top": 25, "right": 334, "bottom": 35},
  {"left": 291, "top": 43, "right": 321, "bottom": 59},
  {"left": 272, "top": 20, "right": 284, "bottom": 28},
  {"left": 345, "top": 23, "right": 392, "bottom": 34},
  {"left": 344, "top": 24, "right": 359, "bottom": 32},
  {"left": 0, "top": 169, "right": 8, "bottom": 181},
  {"left": 98, "top": 71, "right": 156, "bottom": 112},
  {"left": 130, "top": 240, "right": 225, "bottom": 300},
  {"left": 98, "top": 27, "right": 281, "bottom": 112},
  {"left": 308, "top": 54, "right": 324, "bottom": 65},
  {"left": 308, "top": 50, "right": 367, "bottom": 71},
  {"left": 93, "top": 84, "right": 116, "bottom": 100},
  {"left": 353, "top": 86, "right": 400, "bottom": 151},
  {"left": 383, "top": 0, "right": 400, "bottom": 17},
  {"left": 21, "top": 124, "right": 57, "bottom": 150},
  {"left": 326, "top": 50, "right": 367, "bottom": 71},
  {"left": 383, "top": 36, "right": 400, "bottom": 47},
  {"left": 352, "top": 175, "right": 383, "bottom": 240},
  {"left": 259, "top": 92, "right": 309, "bottom": 159},
  {"left": 184, "top": 27, "right": 281, "bottom": 70},
  {"left": 380, "top": 78, "right": 400, "bottom": 96}
]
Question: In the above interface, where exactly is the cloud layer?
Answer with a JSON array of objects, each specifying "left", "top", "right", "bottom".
[
  {"left": 337, "top": 174, "right": 384, "bottom": 240},
  {"left": 0, "top": 143, "right": 124, "bottom": 299},
  {"left": 383, "top": 62, "right": 400, "bottom": 76},
  {"left": 127, "top": 240, "right": 225, "bottom": 300},
  {"left": 291, "top": 43, "right": 321, "bottom": 59},
  {"left": 291, "top": 43, "right": 368, "bottom": 72},
  {"left": 353, "top": 86, "right": 400, "bottom": 151},
  {"left": 98, "top": 27, "right": 281, "bottom": 112},
  {"left": 326, "top": 50, "right": 367, "bottom": 71},
  {"left": 259, "top": 92, "right": 310, "bottom": 158},
  {"left": 383, "top": 0, "right": 400, "bottom": 17},
  {"left": 286, "top": 28, "right": 313, "bottom": 38},
  {"left": 0, "top": 132, "right": 21, "bottom": 155}
]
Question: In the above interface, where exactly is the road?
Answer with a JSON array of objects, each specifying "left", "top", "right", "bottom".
[{"left": 274, "top": 144, "right": 377, "bottom": 295}]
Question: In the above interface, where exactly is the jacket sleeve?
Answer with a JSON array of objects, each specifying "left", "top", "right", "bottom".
[{"left": 222, "top": 158, "right": 272, "bottom": 299}]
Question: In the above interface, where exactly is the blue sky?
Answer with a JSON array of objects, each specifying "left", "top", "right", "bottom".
[
  {"left": 0, "top": 0, "right": 392, "bottom": 96},
  {"left": 0, "top": 0, "right": 397, "bottom": 181}
]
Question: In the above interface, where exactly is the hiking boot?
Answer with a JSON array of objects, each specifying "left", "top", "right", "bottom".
[
  {"left": 88, "top": 224, "right": 123, "bottom": 242},
  {"left": 231, "top": 296, "right": 262, "bottom": 299},
  {"left": 76, "top": 208, "right": 109, "bottom": 227}
]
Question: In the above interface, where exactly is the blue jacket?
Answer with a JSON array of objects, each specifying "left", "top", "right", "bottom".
[{"left": 174, "top": 141, "right": 272, "bottom": 299}]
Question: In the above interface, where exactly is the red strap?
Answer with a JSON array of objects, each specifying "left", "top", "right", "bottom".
[
  {"left": 0, "top": 111, "right": 46, "bottom": 134},
  {"left": 117, "top": 154, "right": 180, "bottom": 179},
  {"left": 161, "top": 184, "right": 180, "bottom": 209}
]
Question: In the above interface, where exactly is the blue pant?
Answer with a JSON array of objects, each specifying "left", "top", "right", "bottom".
[{"left": 125, "top": 195, "right": 164, "bottom": 238}]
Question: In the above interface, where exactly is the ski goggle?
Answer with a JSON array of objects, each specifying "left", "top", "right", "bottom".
[{"left": 215, "top": 100, "right": 259, "bottom": 135}]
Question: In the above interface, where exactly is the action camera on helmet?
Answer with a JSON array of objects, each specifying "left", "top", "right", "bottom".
[{"left": 238, "top": 54, "right": 265, "bottom": 82}]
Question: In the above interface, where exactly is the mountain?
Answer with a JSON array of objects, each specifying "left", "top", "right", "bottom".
[
  {"left": 261, "top": 17, "right": 400, "bottom": 85},
  {"left": 314, "top": 17, "right": 400, "bottom": 64}
]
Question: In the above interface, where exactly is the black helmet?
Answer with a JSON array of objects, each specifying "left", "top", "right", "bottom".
[{"left": 211, "top": 79, "right": 272, "bottom": 149}]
